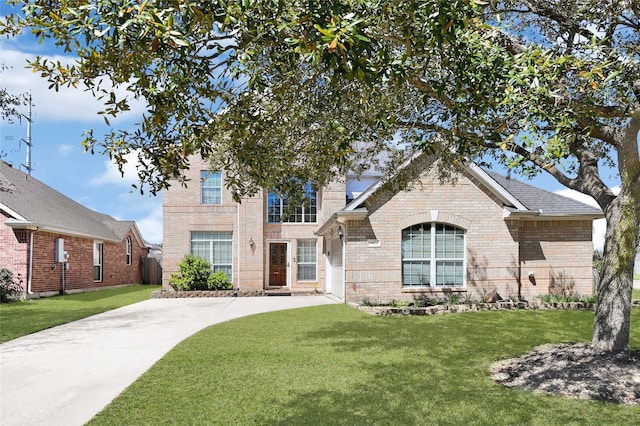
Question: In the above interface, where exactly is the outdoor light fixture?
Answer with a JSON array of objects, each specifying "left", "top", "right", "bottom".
[
  {"left": 249, "top": 238, "right": 256, "bottom": 250},
  {"left": 337, "top": 225, "right": 344, "bottom": 240}
]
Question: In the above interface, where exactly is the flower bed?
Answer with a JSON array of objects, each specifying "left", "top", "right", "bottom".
[{"left": 353, "top": 299, "right": 640, "bottom": 316}]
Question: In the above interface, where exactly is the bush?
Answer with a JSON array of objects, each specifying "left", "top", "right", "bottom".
[
  {"left": 0, "top": 268, "right": 23, "bottom": 303},
  {"left": 169, "top": 255, "right": 232, "bottom": 291},
  {"left": 207, "top": 270, "right": 232, "bottom": 290},
  {"left": 593, "top": 250, "right": 603, "bottom": 274}
]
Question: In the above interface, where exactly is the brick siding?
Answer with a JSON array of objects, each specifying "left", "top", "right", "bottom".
[
  {"left": 0, "top": 218, "right": 147, "bottom": 297},
  {"left": 0, "top": 211, "right": 29, "bottom": 284},
  {"left": 164, "top": 158, "right": 595, "bottom": 302}
]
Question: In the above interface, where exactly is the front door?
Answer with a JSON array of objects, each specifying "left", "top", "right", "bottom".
[{"left": 269, "top": 243, "right": 288, "bottom": 287}]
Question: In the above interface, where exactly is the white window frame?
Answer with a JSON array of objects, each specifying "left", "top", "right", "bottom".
[
  {"left": 190, "top": 231, "right": 233, "bottom": 280},
  {"left": 125, "top": 237, "right": 132, "bottom": 266},
  {"left": 402, "top": 223, "right": 465, "bottom": 287},
  {"left": 93, "top": 241, "right": 103, "bottom": 282},
  {"left": 296, "top": 240, "right": 317, "bottom": 281},
  {"left": 201, "top": 170, "right": 222, "bottom": 204},
  {"left": 267, "top": 182, "right": 317, "bottom": 223}
]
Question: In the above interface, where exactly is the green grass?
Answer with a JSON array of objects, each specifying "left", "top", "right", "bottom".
[
  {"left": 89, "top": 305, "right": 640, "bottom": 425},
  {"left": 634, "top": 289, "right": 640, "bottom": 300},
  {"left": 0, "top": 285, "right": 160, "bottom": 343}
]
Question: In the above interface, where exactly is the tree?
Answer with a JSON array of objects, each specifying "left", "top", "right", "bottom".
[
  {"left": 1, "top": 0, "right": 638, "bottom": 351},
  {"left": 1, "top": 67, "right": 30, "bottom": 125}
]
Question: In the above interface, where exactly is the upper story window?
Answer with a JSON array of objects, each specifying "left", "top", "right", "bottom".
[
  {"left": 125, "top": 237, "right": 132, "bottom": 265},
  {"left": 267, "top": 182, "right": 317, "bottom": 223},
  {"left": 402, "top": 223, "right": 465, "bottom": 287},
  {"left": 201, "top": 171, "right": 222, "bottom": 204}
]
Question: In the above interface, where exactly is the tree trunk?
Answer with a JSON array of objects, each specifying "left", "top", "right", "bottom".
[{"left": 592, "top": 195, "right": 639, "bottom": 352}]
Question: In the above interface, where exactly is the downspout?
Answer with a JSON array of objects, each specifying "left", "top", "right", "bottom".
[
  {"left": 237, "top": 199, "right": 241, "bottom": 290},
  {"left": 27, "top": 227, "right": 39, "bottom": 295},
  {"left": 337, "top": 219, "right": 347, "bottom": 302},
  {"left": 342, "top": 228, "right": 347, "bottom": 302}
]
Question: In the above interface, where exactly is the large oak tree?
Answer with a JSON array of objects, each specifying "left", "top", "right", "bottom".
[{"left": 2, "top": 0, "right": 638, "bottom": 351}]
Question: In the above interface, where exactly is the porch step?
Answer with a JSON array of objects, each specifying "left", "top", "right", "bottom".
[{"left": 266, "top": 290, "right": 292, "bottom": 296}]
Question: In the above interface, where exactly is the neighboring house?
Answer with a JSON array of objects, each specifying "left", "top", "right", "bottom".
[
  {"left": 0, "top": 161, "right": 148, "bottom": 297},
  {"left": 635, "top": 250, "right": 640, "bottom": 276},
  {"left": 163, "top": 155, "right": 603, "bottom": 302}
]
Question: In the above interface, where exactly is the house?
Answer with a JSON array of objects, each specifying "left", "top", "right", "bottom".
[
  {"left": 0, "top": 161, "right": 148, "bottom": 298},
  {"left": 162, "top": 154, "right": 603, "bottom": 302}
]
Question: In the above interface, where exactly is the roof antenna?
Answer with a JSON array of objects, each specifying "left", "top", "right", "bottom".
[
  {"left": 20, "top": 94, "right": 33, "bottom": 175},
  {"left": 506, "top": 168, "right": 511, "bottom": 180}
]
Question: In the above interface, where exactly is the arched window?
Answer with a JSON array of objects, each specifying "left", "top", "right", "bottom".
[
  {"left": 125, "top": 237, "right": 132, "bottom": 265},
  {"left": 402, "top": 223, "right": 465, "bottom": 287}
]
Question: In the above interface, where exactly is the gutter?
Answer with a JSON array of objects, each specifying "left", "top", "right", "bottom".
[
  {"left": 4, "top": 220, "right": 121, "bottom": 243},
  {"left": 503, "top": 207, "right": 604, "bottom": 220}
]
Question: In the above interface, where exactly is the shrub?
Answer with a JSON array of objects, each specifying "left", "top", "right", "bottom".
[
  {"left": 0, "top": 268, "right": 23, "bottom": 303},
  {"left": 169, "top": 255, "right": 232, "bottom": 291},
  {"left": 169, "top": 255, "right": 214, "bottom": 291},
  {"left": 593, "top": 250, "right": 603, "bottom": 274},
  {"left": 207, "top": 271, "right": 232, "bottom": 290},
  {"left": 537, "top": 294, "right": 598, "bottom": 304}
]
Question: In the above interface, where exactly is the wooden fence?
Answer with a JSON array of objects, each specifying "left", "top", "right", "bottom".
[{"left": 142, "top": 257, "right": 162, "bottom": 285}]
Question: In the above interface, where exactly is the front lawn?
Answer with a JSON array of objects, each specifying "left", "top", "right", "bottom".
[
  {"left": 90, "top": 305, "right": 640, "bottom": 425},
  {"left": 0, "top": 285, "right": 160, "bottom": 343}
]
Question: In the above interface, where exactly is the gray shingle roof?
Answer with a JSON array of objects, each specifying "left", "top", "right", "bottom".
[
  {"left": 484, "top": 170, "right": 603, "bottom": 217},
  {"left": 0, "top": 161, "right": 137, "bottom": 242}
]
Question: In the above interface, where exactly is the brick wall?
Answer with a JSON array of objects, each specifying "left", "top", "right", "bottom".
[
  {"left": 518, "top": 219, "right": 594, "bottom": 298},
  {"left": 342, "top": 169, "right": 595, "bottom": 303},
  {"left": 163, "top": 156, "right": 240, "bottom": 289},
  {"left": 163, "top": 156, "right": 347, "bottom": 292},
  {"left": 163, "top": 159, "right": 596, "bottom": 301},
  {"left": 29, "top": 230, "right": 147, "bottom": 296},
  {"left": 0, "top": 212, "right": 29, "bottom": 287}
]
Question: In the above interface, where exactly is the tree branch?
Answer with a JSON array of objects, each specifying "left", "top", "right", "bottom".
[
  {"left": 406, "top": 75, "right": 457, "bottom": 109},
  {"left": 575, "top": 117, "right": 619, "bottom": 146}
]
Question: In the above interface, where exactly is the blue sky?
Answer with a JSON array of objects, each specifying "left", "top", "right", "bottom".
[
  {"left": 1, "top": 39, "right": 163, "bottom": 244},
  {"left": 1, "top": 26, "right": 624, "bottom": 250}
]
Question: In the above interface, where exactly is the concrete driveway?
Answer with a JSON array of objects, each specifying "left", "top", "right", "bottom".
[{"left": 0, "top": 296, "right": 336, "bottom": 426}]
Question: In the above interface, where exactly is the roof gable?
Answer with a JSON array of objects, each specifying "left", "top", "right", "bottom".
[
  {"left": 342, "top": 155, "right": 603, "bottom": 219},
  {"left": 0, "top": 161, "right": 145, "bottom": 243}
]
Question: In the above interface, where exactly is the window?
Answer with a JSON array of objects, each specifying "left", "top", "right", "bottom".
[
  {"left": 93, "top": 241, "right": 103, "bottom": 282},
  {"left": 191, "top": 231, "right": 233, "bottom": 279},
  {"left": 267, "top": 182, "right": 317, "bottom": 223},
  {"left": 297, "top": 240, "right": 317, "bottom": 281},
  {"left": 201, "top": 171, "right": 222, "bottom": 204},
  {"left": 125, "top": 237, "right": 132, "bottom": 265},
  {"left": 402, "top": 223, "right": 464, "bottom": 287}
]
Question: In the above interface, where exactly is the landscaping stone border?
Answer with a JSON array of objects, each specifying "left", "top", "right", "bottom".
[
  {"left": 152, "top": 289, "right": 268, "bottom": 298},
  {"left": 353, "top": 300, "right": 640, "bottom": 316}
]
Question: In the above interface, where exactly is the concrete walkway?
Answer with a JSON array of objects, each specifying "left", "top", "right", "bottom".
[{"left": 0, "top": 296, "right": 336, "bottom": 426}]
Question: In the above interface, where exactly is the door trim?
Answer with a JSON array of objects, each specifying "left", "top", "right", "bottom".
[{"left": 266, "top": 240, "right": 291, "bottom": 289}]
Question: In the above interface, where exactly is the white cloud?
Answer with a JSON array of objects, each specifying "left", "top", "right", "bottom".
[
  {"left": 555, "top": 187, "right": 621, "bottom": 252},
  {"left": 90, "top": 151, "right": 142, "bottom": 187},
  {"left": 1, "top": 48, "right": 144, "bottom": 123},
  {"left": 134, "top": 206, "right": 163, "bottom": 244},
  {"left": 57, "top": 144, "right": 75, "bottom": 156}
]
